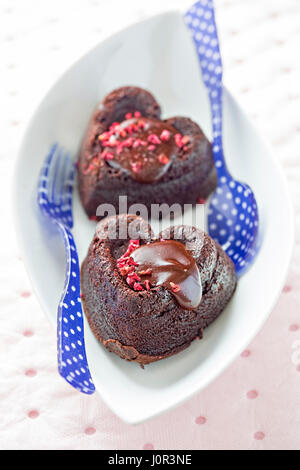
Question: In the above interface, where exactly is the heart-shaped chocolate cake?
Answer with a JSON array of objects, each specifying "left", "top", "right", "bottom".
[
  {"left": 81, "top": 215, "right": 237, "bottom": 366},
  {"left": 78, "top": 86, "right": 217, "bottom": 218}
]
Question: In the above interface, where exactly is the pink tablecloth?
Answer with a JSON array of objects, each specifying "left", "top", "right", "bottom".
[{"left": 1, "top": 0, "right": 300, "bottom": 450}]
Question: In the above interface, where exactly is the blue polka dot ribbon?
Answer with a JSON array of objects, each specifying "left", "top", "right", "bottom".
[
  {"left": 57, "top": 225, "right": 95, "bottom": 394},
  {"left": 185, "top": 1, "right": 259, "bottom": 275},
  {"left": 38, "top": 144, "right": 95, "bottom": 394}
]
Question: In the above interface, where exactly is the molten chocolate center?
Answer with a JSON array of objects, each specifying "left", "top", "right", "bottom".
[
  {"left": 131, "top": 240, "right": 202, "bottom": 310},
  {"left": 105, "top": 118, "right": 179, "bottom": 183}
]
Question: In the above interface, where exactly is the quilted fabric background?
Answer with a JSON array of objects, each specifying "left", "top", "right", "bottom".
[{"left": 1, "top": 0, "right": 299, "bottom": 450}]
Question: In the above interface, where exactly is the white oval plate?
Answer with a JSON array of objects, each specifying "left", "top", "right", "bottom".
[{"left": 13, "top": 11, "right": 294, "bottom": 424}]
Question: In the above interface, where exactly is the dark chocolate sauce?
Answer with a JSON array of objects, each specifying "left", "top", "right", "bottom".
[
  {"left": 105, "top": 118, "right": 179, "bottom": 183},
  {"left": 131, "top": 240, "right": 202, "bottom": 310}
]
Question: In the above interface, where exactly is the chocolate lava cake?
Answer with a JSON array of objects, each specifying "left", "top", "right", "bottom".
[
  {"left": 78, "top": 86, "right": 217, "bottom": 218},
  {"left": 81, "top": 215, "right": 237, "bottom": 366}
]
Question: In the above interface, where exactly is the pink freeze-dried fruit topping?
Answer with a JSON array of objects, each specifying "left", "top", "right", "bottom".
[
  {"left": 147, "top": 134, "right": 161, "bottom": 145},
  {"left": 170, "top": 281, "right": 180, "bottom": 293},
  {"left": 160, "top": 129, "right": 171, "bottom": 141},
  {"left": 117, "top": 239, "right": 154, "bottom": 292},
  {"left": 89, "top": 110, "right": 191, "bottom": 180},
  {"left": 133, "top": 282, "right": 144, "bottom": 291},
  {"left": 148, "top": 144, "right": 156, "bottom": 151},
  {"left": 101, "top": 150, "right": 114, "bottom": 161},
  {"left": 132, "top": 139, "right": 142, "bottom": 148},
  {"left": 123, "top": 137, "right": 134, "bottom": 148},
  {"left": 175, "top": 133, "right": 183, "bottom": 148},
  {"left": 181, "top": 135, "right": 190, "bottom": 145},
  {"left": 158, "top": 153, "right": 169, "bottom": 165},
  {"left": 131, "top": 162, "right": 142, "bottom": 173},
  {"left": 138, "top": 268, "right": 153, "bottom": 276}
]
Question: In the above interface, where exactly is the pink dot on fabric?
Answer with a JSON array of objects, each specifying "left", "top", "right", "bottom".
[
  {"left": 283, "top": 285, "right": 292, "bottom": 293},
  {"left": 296, "top": 364, "right": 300, "bottom": 372},
  {"left": 195, "top": 416, "right": 207, "bottom": 425},
  {"left": 241, "top": 349, "right": 251, "bottom": 358},
  {"left": 254, "top": 431, "right": 265, "bottom": 441},
  {"left": 25, "top": 369, "right": 37, "bottom": 377},
  {"left": 21, "top": 291, "right": 31, "bottom": 298},
  {"left": 85, "top": 427, "right": 96, "bottom": 435},
  {"left": 289, "top": 324, "right": 299, "bottom": 332},
  {"left": 28, "top": 410, "right": 39, "bottom": 419},
  {"left": 143, "top": 443, "right": 154, "bottom": 450},
  {"left": 247, "top": 390, "right": 258, "bottom": 399},
  {"left": 23, "top": 330, "right": 34, "bottom": 337}
]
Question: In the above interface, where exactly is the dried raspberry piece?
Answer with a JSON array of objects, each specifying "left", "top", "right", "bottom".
[
  {"left": 127, "top": 271, "right": 141, "bottom": 283},
  {"left": 138, "top": 268, "right": 152, "bottom": 276},
  {"left": 117, "top": 239, "right": 157, "bottom": 293},
  {"left": 101, "top": 150, "right": 114, "bottom": 161},
  {"left": 117, "top": 240, "right": 140, "bottom": 265},
  {"left": 133, "top": 282, "right": 144, "bottom": 291},
  {"left": 170, "top": 282, "right": 180, "bottom": 293},
  {"left": 116, "top": 144, "right": 123, "bottom": 155},
  {"left": 98, "top": 131, "right": 110, "bottom": 141},
  {"left": 137, "top": 119, "right": 146, "bottom": 129},
  {"left": 123, "top": 137, "right": 134, "bottom": 148},
  {"left": 104, "top": 140, "right": 118, "bottom": 148},
  {"left": 132, "top": 138, "right": 142, "bottom": 148},
  {"left": 181, "top": 135, "right": 190, "bottom": 145},
  {"left": 175, "top": 133, "right": 183, "bottom": 148},
  {"left": 131, "top": 162, "right": 142, "bottom": 174},
  {"left": 119, "top": 129, "right": 127, "bottom": 138},
  {"left": 158, "top": 153, "right": 169, "bottom": 165},
  {"left": 160, "top": 130, "right": 171, "bottom": 141},
  {"left": 148, "top": 134, "right": 161, "bottom": 145},
  {"left": 109, "top": 122, "right": 120, "bottom": 131},
  {"left": 119, "top": 265, "right": 134, "bottom": 277},
  {"left": 127, "top": 258, "right": 139, "bottom": 267},
  {"left": 124, "top": 240, "right": 140, "bottom": 257}
]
